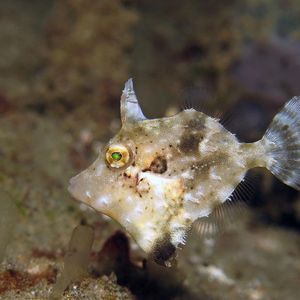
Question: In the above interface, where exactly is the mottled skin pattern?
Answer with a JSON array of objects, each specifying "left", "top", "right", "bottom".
[{"left": 69, "top": 79, "right": 300, "bottom": 266}]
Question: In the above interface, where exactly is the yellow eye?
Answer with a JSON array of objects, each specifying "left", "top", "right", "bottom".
[{"left": 105, "top": 144, "right": 131, "bottom": 168}]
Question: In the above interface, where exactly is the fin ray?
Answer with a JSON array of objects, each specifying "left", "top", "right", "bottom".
[
  {"left": 262, "top": 97, "right": 300, "bottom": 190},
  {"left": 194, "top": 173, "right": 255, "bottom": 237}
]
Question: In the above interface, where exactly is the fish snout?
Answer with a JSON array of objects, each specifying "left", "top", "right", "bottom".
[{"left": 68, "top": 172, "right": 87, "bottom": 201}]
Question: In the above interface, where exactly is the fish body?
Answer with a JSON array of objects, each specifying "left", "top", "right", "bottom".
[{"left": 69, "top": 79, "right": 300, "bottom": 265}]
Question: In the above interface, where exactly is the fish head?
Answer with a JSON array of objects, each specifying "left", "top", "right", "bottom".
[{"left": 68, "top": 79, "right": 190, "bottom": 265}]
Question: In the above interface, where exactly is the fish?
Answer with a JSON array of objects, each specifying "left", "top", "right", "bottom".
[{"left": 68, "top": 79, "right": 300, "bottom": 266}]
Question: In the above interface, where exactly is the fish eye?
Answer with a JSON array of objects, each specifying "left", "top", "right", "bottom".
[
  {"left": 111, "top": 151, "right": 122, "bottom": 161},
  {"left": 105, "top": 144, "right": 131, "bottom": 169}
]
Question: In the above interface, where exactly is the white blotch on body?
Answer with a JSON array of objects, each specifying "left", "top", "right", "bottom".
[
  {"left": 210, "top": 169, "right": 221, "bottom": 181},
  {"left": 171, "top": 229, "right": 186, "bottom": 246},
  {"left": 134, "top": 206, "right": 144, "bottom": 215},
  {"left": 184, "top": 193, "right": 200, "bottom": 203},
  {"left": 217, "top": 185, "right": 234, "bottom": 203},
  {"left": 125, "top": 218, "right": 131, "bottom": 224},
  {"left": 96, "top": 196, "right": 110, "bottom": 208},
  {"left": 199, "top": 137, "right": 218, "bottom": 153},
  {"left": 197, "top": 207, "right": 211, "bottom": 218},
  {"left": 182, "top": 171, "right": 193, "bottom": 179},
  {"left": 195, "top": 185, "right": 205, "bottom": 198}
]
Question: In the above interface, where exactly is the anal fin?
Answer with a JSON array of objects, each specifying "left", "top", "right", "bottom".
[{"left": 194, "top": 173, "right": 256, "bottom": 236}]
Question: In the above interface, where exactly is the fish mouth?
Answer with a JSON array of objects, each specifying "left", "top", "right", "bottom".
[
  {"left": 68, "top": 175, "right": 77, "bottom": 196},
  {"left": 68, "top": 173, "right": 85, "bottom": 201}
]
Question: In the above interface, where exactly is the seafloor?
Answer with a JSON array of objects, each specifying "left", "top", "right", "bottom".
[{"left": 0, "top": 1, "right": 300, "bottom": 299}]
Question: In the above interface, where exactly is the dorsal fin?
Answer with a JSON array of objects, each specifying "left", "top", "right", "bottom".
[
  {"left": 120, "top": 78, "right": 147, "bottom": 125},
  {"left": 181, "top": 88, "right": 236, "bottom": 129},
  {"left": 194, "top": 173, "right": 256, "bottom": 236},
  {"left": 181, "top": 87, "right": 215, "bottom": 116},
  {"left": 219, "top": 110, "right": 237, "bottom": 129}
]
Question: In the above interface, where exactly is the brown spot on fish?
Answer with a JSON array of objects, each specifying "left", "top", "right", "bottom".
[
  {"left": 187, "top": 115, "right": 206, "bottom": 131},
  {"left": 179, "top": 132, "right": 204, "bottom": 153},
  {"left": 148, "top": 156, "right": 168, "bottom": 174},
  {"left": 152, "top": 235, "right": 176, "bottom": 266},
  {"left": 178, "top": 115, "right": 206, "bottom": 153}
]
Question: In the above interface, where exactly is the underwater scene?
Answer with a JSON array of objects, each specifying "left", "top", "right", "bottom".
[{"left": 0, "top": 0, "right": 299, "bottom": 299}]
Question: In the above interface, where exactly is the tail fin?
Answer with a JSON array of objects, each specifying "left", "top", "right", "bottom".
[{"left": 262, "top": 97, "right": 300, "bottom": 190}]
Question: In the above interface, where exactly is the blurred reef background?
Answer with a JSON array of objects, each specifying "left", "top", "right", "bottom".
[{"left": 0, "top": 0, "right": 300, "bottom": 299}]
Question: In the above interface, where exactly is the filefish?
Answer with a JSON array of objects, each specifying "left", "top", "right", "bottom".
[{"left": 68, "top": 79, "right": 300, "bottom": 266}]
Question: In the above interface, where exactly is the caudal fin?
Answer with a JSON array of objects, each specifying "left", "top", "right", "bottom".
[{"left": 262, "top": 97, "right": 300, "bottom": 190}]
